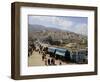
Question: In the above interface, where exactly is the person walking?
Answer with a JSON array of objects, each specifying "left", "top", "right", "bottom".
[
  {"left": 53, "top": 58, "right": 55, "bottom": 65},
  {"left": 51, "top": 58, "right": 55, "bottom": 65},
  {"left": 48, "top": 59, "right": 51, "bottom": 65},
  {"left": 51, "top": 58, "right": 53, "bottom": 65},
  {"left": 44, "top": 58, "right": 48, "bottom": 66},
  {"left": 59, "top": 62, "right": 62, "bottom": 65},
  {"left": 42, "top": 55, "right": 45, "bottom": 61}
]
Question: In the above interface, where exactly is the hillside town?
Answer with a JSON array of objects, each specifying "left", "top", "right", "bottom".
[{"left": 28, "top": 24, "right": 88, "bottom": 66}]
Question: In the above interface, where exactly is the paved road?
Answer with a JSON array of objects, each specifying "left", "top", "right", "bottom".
[
  {"left": 28, "top": 51, "right": 45, "bottom": 66},
  {"left": 28, "top": 50, "right": 73, "bottom": 66}
]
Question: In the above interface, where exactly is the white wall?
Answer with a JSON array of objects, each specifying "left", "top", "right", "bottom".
[{"left": 0, "top": 0, "right": 100, "bottom": 82}]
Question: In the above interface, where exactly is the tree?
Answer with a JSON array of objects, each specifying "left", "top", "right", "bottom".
[{"left": 45, "top": 36, "right": 53, "bottom": 44}]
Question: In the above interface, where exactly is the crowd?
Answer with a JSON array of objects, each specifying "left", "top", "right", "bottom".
[
  {"left": 28, "top": 41, "right": 63, "bottom": 66},
  {"left": 41, "top": 53, "right": 62, "bottom": 66}
]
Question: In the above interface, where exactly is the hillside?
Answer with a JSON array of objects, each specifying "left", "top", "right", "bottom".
[{"left": 28, "top": 24, "right": 87, "bottom": 43}]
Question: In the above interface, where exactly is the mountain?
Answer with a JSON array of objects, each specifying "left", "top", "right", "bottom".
[
  {"left": 28, "top": 24, "right": 87, "bottom": 44},
  {"left": 28, "top": 24, "right": 63, "bottom": 32}
]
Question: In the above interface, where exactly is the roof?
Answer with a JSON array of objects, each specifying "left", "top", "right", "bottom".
[
  {"left": 55, "top": 50, "right": 65, "bottom": 56},
  {"left": 48, "top": 47, "right": 69, "bottom": 56},
  {"left": 48, "top": 47, "right": 57, "bottom": 53}
]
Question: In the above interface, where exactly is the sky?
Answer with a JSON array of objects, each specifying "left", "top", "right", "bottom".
[{"left": 28, "top": 15, "right": 88, "bottom": 35}]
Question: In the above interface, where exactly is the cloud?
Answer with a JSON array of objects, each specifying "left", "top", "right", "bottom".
[
  {"left": 29, "top": 16, "right": 87, "bottom": 35},
  {"left": 29, "top": 16, "right": 73, "bottom": 30},
  {"left": 73, "top": 24, "right": 88, "bottom": 35},
  {"left": 29, "top": 16, "right": 56, "bottom": 24}
]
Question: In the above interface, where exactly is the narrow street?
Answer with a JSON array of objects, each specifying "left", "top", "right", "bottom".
[
  {"left": 28, "top": 50, "right": 69, "bottom": 66},
  {"left": 28, "top": 51, "right": 45, "bottom": 66}
]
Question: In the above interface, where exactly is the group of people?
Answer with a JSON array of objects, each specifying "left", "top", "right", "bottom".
[
  {"left": 29, "top": 41, "right": 63, "bottom": 66},
  {"left": 42, "top": 55, "right": 56, "bottom": 66},
  {"left": 42, "top": 54, "right": 62, "bottom": 66}
]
